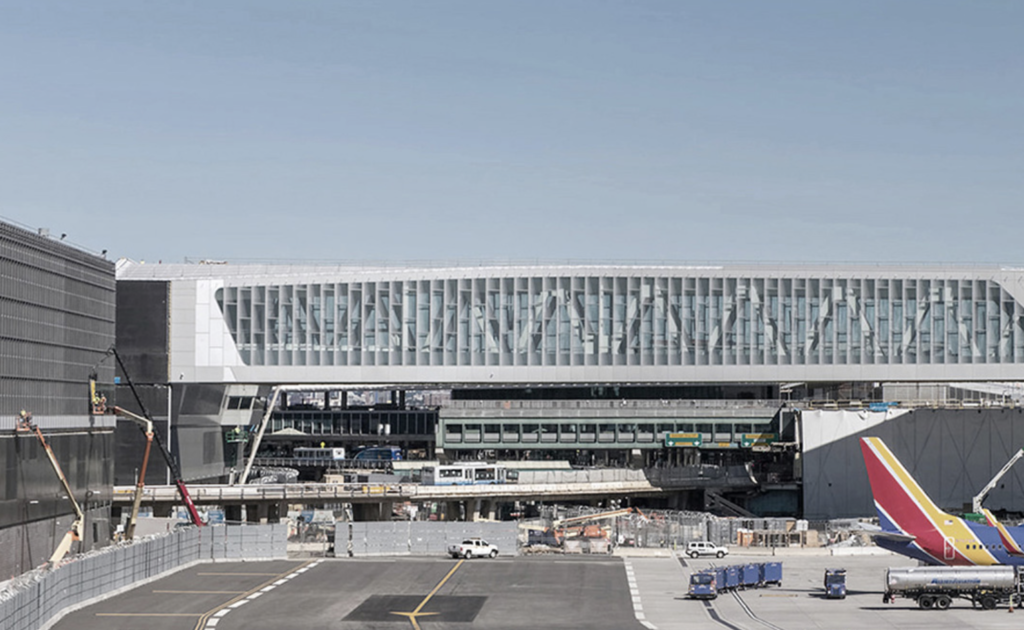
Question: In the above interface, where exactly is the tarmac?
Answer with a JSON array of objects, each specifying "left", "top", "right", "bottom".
[{"left": 48, "top": 549, "right": 1024, "bottom": 630}]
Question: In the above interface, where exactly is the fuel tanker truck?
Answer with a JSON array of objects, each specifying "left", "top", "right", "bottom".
[{"left": 883, "top": 566, "right": 1022, "bottom": 610}]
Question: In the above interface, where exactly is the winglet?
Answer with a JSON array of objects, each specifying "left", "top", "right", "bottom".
[{"left": 981, "top": 508, "right": 1024, "bottom": 557}]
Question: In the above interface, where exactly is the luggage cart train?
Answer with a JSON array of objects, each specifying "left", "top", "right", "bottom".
[{"left": 688, "top": 562, "right": 782, "bottom": 599}]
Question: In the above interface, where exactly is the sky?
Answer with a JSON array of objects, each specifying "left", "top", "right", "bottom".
[{"left": 1, "top": 1, "right": 1022, "bottom": 265}]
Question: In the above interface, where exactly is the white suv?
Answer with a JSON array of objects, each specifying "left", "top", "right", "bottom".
[
  {"left": 686, "top": 541, "right": 728, "bottom": 559},
  {"left": 448, "top": 538, "right": 499, "bottom": 559}
]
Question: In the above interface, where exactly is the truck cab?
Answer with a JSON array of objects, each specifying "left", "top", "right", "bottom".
[
  {"left": 688, "top": 571, "right": 717, "bottom": 599},
  {"left": 824, "top": 568, "right": 847, "bottom": 599}
]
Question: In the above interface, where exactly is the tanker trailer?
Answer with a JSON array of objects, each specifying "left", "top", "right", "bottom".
[{"left": 883, "top": 566, "right": 1022, "bottom": 610}]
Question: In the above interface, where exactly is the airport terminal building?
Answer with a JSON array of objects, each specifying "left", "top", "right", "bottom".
[
  {"left": 112, "top": 261, "right": 1024, "bottom": 518},
  {"left": 7, "top": 238, "right": 1024, "bottom": 574}
]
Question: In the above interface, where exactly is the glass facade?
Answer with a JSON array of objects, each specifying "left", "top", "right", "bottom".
[
  {"left": 438, "top": 416, "right": 778, "bottom": 450},
  {"left": 212, "top": 272, "right": 1024, "bottom": 369}
]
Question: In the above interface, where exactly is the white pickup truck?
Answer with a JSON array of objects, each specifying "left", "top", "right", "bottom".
[{"left": 448, "top": 538, "right": 499, "bottom": 559}]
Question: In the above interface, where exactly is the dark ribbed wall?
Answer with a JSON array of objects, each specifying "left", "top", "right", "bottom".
[
  {"left": 0, "top": 220, "right": 116, "bottom": 578},
  {"left": 0, "top": 221, "right": 116, "bottom": 417}
]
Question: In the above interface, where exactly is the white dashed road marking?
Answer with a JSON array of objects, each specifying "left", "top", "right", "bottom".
[
  {"left": 623, "top": 560, "right": 657, "bottom": 630},
  {"left": 204, "top": 560, "right": 323, "bottom": 629}
]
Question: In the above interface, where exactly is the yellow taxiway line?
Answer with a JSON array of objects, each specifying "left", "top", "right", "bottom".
[{"left": 391, "top": 559, "right": 466, "bottom": 630}]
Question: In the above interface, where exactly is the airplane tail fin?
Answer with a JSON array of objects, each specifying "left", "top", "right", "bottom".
[{"left": 860, "top": 437, "right": 949, "bottom": 538}]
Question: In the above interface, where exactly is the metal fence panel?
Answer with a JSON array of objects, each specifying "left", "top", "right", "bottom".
[
  {"left": 0, "top": 524, "right": 284, "bottom": 630},
  {"left": 347, "top": 521, "right": 518, "bottom": 557}
]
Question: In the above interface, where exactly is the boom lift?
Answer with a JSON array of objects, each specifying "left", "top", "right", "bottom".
[
  {"left": 15, "top": 411, "right": 85, "bottom": 564},
  {"left": 107, "top": 406, "right": 154, "bottom": 539},
  {"left": 973, "top": 448, "right": 1024, "bottom": 513},
  {"left": 94, "top": 348, "right": 204, "bottom": 527}
]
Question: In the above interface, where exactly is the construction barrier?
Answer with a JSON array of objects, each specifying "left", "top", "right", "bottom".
[{"left": 0, "top": 524, "right": 287, "bottom": 630}]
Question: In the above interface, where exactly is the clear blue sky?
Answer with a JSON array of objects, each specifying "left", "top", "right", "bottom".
[{"left": 2, "top": 1, "right": 1021, "bottom": 264}]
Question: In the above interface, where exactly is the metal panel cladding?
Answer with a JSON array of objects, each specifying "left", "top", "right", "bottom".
[{"left": 0, "top": 220, "right": 116, "bottom": 421}]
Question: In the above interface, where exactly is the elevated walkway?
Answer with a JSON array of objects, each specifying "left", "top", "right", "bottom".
[{"left": 113, "top": 464, "right": 765, "bottom": 513}]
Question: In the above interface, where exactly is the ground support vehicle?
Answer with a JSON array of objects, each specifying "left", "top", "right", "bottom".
[
  {"left": 688, "top": 571, "right": 717, "bottom": 599},
  {"left": 686, "top": 541, "right": 729, "bottom": 559},
  {"left": 760, "top": 562, "right": 783, "bottom": 587},
  {"left": 712, "top": 567, "right": 728, "bottom": 592},
  {"left": 883, "top": 566, "right": 1021, "bottom": 610},
  {"left": 700, "top": 562, "right": 782, "bottom": 595},
  {"left": 740, "top": 564, "right": 760, "bottom": 588},
  {"left": 448, "top": 538, "right": 499, "bottom": 559},
  {"left": 724, "top": 566, "right": 740, "bottom": 590},
  {"left": 824, "top": 568, "right": 847, "bottom": 599}
]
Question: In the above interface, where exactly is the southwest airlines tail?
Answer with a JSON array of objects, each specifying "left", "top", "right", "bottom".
[
  {"left": 860, "top": 437, "right": 948, "bottom": 540},
  {"left": 860, "top": 436, "right": 1024, "bottom": 566}
]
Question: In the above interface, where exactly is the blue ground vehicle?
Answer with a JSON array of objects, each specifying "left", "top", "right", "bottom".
[
  {"left": 725, "top": 566, "right": 740, "bottom": 590},
  {"left": 713, "top": 567, "right": 728, "bottom": 592},
  {"left": 760, "top": 562, "right": 783, "bottom": 587},
  {"left": 740, "top": 564, "right": 760, "bottom": 588},
  {"left": 824, "top": 568, "right": 847, "bottom": 599},
  {"left": 701, "top": 563, "right": 783, "bottom": 595},
  {"left": 688, "top": 571, "right": 718, "bottom": 599}
]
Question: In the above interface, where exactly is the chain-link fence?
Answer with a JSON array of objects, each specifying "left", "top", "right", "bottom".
[
  {"left": 521, "top": 506, "right": 805, "bottom": 552},
  {"left": 0, "top": 524, "right": 287, "bottom": 630}
]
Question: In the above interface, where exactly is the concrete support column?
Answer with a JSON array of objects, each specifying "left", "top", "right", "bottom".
[
  {"left": 470, "top": 499, "right": 482, "bottom": 522},
  {"left": 380, "top": 501, "right": 394, "bottom": 520},
  {"left": 484, "top": 500, "right": 496, "bottom": 521},
  {"left": 245, "top": 504, "right": 262, "bottom": 524}
]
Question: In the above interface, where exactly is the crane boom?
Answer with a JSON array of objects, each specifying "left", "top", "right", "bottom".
[
  {"left": 973, "top": 448, "right": 1024, "bottom": 513},
  {"left": 108, "top": 347, "right": 203, "bottom": 527},
  {"left": 554, "top": 507, "right": 637, "bottom": 527}
]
